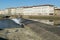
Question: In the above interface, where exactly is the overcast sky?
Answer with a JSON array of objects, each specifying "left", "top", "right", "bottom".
[{"left": 0, "top": 0, "right": 60, "bottom": 10}]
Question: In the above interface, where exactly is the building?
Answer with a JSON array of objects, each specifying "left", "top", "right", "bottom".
[
  {"left": 5, "top": 8, "right": 16, "bottom": 15},
  {"left": 16, "top": 7, "right": 23, "bottom": 15},
  {"left": 4, "top": 9, "right": 11, "bottom": 15},
  {"left": 22, "top": 4, "right": 55, "bottom": 16},
  {"left": 3, "top": 4, "right": 54, "bottom": 16},
  {"left": 54, "top": 8, "right": 60, "bottom": 16},
  {"left": 0, "top": 4, "right": 60, "bottom": 17},
  {"left": 0, "top": 10, "right": 4, "bottom": 15}
]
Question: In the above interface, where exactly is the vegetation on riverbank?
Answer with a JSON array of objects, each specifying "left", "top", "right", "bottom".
[
  {"left": 0, "top": 15, "right": 4, "bottom": 19},
  {"left": 0, "top": 15, "right": 60, "bottom": 20},
  {"left": 29, "top": 16, "right": 60, "bottom": 20}
]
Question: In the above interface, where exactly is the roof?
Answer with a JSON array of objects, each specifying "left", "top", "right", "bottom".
[
  {"left": 13, "top": 4, "right": 54, "bottom": 8},
  {"left": 6, "top": 7, "right": 16, "bottom": 9},
  {"left": 55, "top": 7, "right": 60, "bottom": 10},
  {"left": 36, "top": 4, "right": 54, "bottom": 7},
  {"left": 21, "top": 4, "right": 54, "bottom": 8}
]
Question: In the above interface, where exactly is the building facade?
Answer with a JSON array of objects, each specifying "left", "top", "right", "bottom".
[
  {"left": 55, "top": 8, "right": 60, "bottom": 16},
  {"left": 22, "top": 5, "right": 55, "bottom": 16},
  {"left": 10, "top": 8, "right": 16, "bottom": 15},
  {"left": 4, "top": 9, "right": 11, "bottom": 15},
  {"left": 4, "top": 8, "right": 16, "bottom": 15},
  {"left": 16, "top": 7, "right": 23, "bottom": 15},
  {"left": 0, "top": 4, "right": 60, "bottom": 16},
  {"left": 0, "top": 10, "right": 4, "bottom": 15}
]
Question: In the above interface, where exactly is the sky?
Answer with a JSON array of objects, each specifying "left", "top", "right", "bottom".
[{"left": 0, "top": 0, "right": 60, "bottom": 10}]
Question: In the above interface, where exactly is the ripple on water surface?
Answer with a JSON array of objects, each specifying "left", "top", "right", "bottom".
[{"left": 0, "top": 19, "right": 21, "bottom": 29}]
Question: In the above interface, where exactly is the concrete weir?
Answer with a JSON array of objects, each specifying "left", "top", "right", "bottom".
[{"left": 24, "top": 19, "right": 60, "bottom": 40}]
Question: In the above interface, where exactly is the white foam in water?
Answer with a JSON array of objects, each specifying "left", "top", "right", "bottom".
[{"left": 11, "top": 18, "right": 22, "bottom": 25}]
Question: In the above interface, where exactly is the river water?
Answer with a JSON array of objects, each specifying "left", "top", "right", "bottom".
[
  {"left": 30, "top": 19, "right": 60, "bottom": 27},
  {"left": 0, "top": 18, "right": 60, "bottom": 40},
  {"left": 0, "top": 18, "right": 60, "bottom": 29},
  {"left": 0, "top": 18, "right": 23, "bottom": 29}
]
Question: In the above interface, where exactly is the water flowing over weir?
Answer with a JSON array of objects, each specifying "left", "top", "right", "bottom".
[
  {"left": 0, "top": 18, "right": 24, "bottom": 29},
  {"left": 11, "top": 18, "right": 23, "bottom": 25}
]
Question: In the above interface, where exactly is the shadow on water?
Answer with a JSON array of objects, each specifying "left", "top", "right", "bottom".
[{"left": 0, "top": 37, "right": 8, "bottom": 40}]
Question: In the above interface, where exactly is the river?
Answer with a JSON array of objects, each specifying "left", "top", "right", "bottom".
[
  {"left": 30, "top": 19, "right": 60, "bottom": 27},
  {"left": 0, "top": 18, "right": 24, "bottom": 29},
  {"left": 0, "top": 18, "right": 60, "bottom": 29}
]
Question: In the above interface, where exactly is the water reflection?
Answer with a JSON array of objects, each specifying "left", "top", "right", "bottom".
[
  {"left": 30, "top": 19, "right": 60, "bottom": 26},
  {"left": 0, "top": 18, "right": 24, "bottom": 29}
]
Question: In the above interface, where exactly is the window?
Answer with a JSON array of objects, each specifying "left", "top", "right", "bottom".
[
  {"left": 49, "top": 20, "right": 53, "bottom": 22},
  {"left": 49, "top": 13, "right": 53, "bottom": 15}
]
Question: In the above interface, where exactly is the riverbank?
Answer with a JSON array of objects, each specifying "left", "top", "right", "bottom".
[
  {"left": 0, "top": 18, "right": 60, "bottom": 40},
  {"left": 0, "top": 26, "right": 41, "bottom": 40},
  {"left": 0, "top": 15, "right": 60, "bottom": 20},
  {"left": 29, "top": 16, "right": 60, "bottom": 19},
  {"left": 23, "top": 19, "right": 60, "bottom": 40}
]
